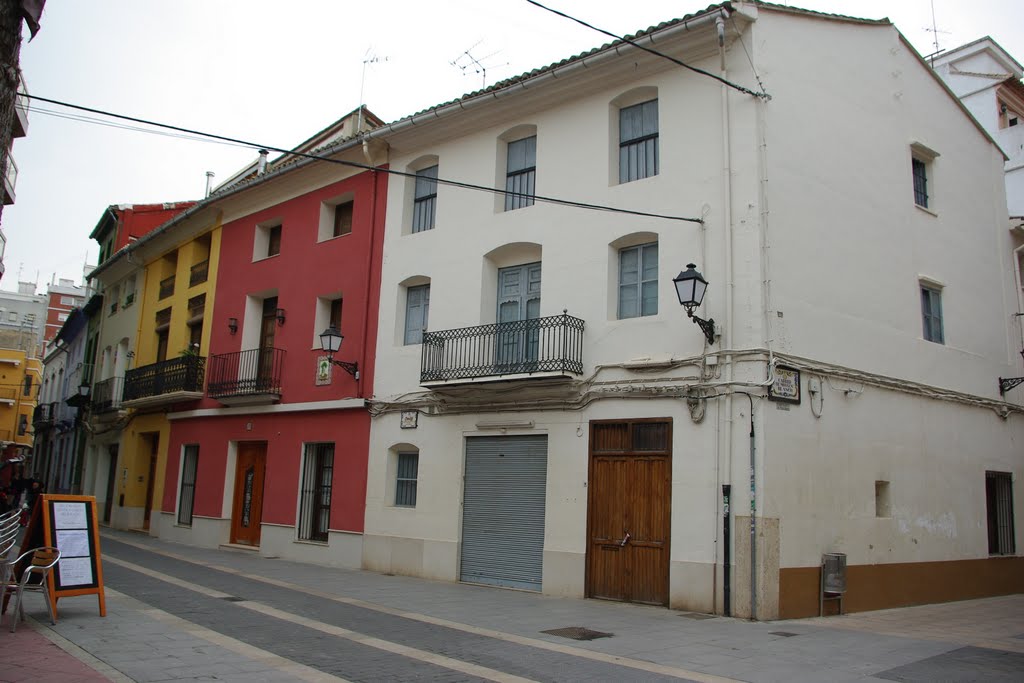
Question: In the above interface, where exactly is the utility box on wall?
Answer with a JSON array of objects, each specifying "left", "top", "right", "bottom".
[{"left": 820, "top": 552, "right": 847, "bottom": 616}]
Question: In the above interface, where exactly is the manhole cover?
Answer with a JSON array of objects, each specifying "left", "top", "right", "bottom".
[
  {"left": 220, "top": 596, "right": 245, "bottom": 602},
  {"left": 541, "top": 627, "right": 613, "bottom": 641},
  {"left": 679, "top": 612, "right": 716, "bottom": 620},
  {"left": 770, "top": 631, "right": 801, "bottom": 638}
]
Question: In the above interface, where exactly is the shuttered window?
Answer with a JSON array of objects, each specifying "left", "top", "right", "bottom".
[
  {"left": 298, "top": 443, "right": 334, "bottom": 542},
  {"left": 920, "top": 285, "right": 944, "bottom": 344},
  {"left": 177, "top": 445, "right": 199, "bottom": 526},
  {"left": 412, "top": 165, "right": 438, "bottom": 232},
  {"left": 404, "top": 285, "right": 430, "bottom": 345},
  {"left": 619, "top": 99, "right": 659, "bottom": 183}
]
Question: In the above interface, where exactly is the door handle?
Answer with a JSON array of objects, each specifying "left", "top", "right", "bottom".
[{"left": 619, "top": 532, "right": 631, "bottom": 547}]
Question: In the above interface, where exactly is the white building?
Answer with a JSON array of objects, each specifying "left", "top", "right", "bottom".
[{"left": 362, "top": 2, "right": 1023, "bottom": 620}]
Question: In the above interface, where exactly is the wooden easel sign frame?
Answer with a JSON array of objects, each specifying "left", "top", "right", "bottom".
[{"left": 21, "top": 494, "right": 106, "bottom": 618}]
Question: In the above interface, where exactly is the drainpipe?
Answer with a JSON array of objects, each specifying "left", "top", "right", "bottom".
[{"left": 359, "top": 140, "right": 381, "bottom": 398}]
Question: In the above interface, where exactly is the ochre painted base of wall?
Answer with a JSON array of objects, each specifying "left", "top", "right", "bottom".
[{"left": 779, "top": 557, "right": 1024, "bottom": 619}]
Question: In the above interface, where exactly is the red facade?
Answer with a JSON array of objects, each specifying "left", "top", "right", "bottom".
[{"left": 161, "top": 168, "right": 387, "bottom": 546}]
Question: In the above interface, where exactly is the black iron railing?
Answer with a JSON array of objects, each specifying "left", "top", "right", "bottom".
[
  {"left": 189, "top": 259, "right": 209, "bottom": 287},
  {"left": 91, "top": 376, "right": 124, "bottom": 413},
  {"left": 32, "top": 402, "right": 57, "bottom": 426},
  {"left": 159, "top": 275, "right": 175, "bottom": 300},
  {"left": 123, "top": 356, "right": 205, "bottom": 402},
  {"left": 207, "top": 348, "right": 284, "bottom": 399},
  {"left": 421, "top": 312, "right": 584, "bottom": 383}
]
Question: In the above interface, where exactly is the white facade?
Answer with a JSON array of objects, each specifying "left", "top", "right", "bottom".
[{"left": 363, "top": 3, "right": 1024, "bottom": 619}]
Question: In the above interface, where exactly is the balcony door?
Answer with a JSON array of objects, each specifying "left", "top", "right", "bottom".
[
  {"left": 258, "top": 297, "right": 278, "bottom": 384},
  {"left": 496, "top": 263, "right": 541, "bottom": 372}
]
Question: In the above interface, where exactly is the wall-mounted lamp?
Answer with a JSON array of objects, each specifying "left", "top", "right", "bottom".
[
  {"left": 276, "top": 308, "right": 286, "bottom": 326},
  {"left": 228, "top": 317, "right": 238, "bottom": 335},
  {"left": 317, "top": 326, "right": 359, "bottom": 380},
  {"left": 673, "top": 263, "right": 717, "bottom": 345}
]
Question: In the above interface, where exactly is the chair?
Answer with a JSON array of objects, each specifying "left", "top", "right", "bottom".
[
  {"left": 3, "top": 546, "right": 60, "bottom": 632},
  {"left": 0, "top": 508, "right": 20, "bottom": 561}
]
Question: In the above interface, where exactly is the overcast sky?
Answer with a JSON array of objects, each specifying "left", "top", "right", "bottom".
[{"left": 3, "top": 0, "right": 1023, "bottom": 290}]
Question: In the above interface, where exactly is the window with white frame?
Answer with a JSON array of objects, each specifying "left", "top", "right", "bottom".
[
  {"left": 505, "top": 136, "right": 536, "bottom": 211},
  {"left": 412, "top": 165, "right": 438, "bottom": 232},
  {"left": 619, "top": 99, "right": 659, "bottom": 183},
  {"left": 404, "top": 284, "right": 430, "bottom": 345},
  {"left": 920, "top": 283, "right": 944, "bottom": 344},
  {"left": 910, "top": 143, "right": 938, "bottom": 210},
  {"left": 298, "top": 442, "right": 334, "bottom": 542},
  {"left": 177, "top": 445, "right": 199, "bottom": 526},
  {"left": 253, "top": 220, "right": 283, "bottom": 260},
  {"left": 60, "top": 296, "right": 76, "bottom": 305},
  {"left": 395, "top": 451, "right": 418, "bottom": 507},
  {"left": 312, "top": 295, "right": 343, "bottom": 348},
  {"left": 618, "top": 242, "right": 658, "bottom": 319}
]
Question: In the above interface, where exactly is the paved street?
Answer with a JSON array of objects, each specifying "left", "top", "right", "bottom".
[{"left": 4, "top": 529, "right": 1024, "bottom": 682}]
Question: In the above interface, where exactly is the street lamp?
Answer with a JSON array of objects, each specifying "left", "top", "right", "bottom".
[
  {"left": 673, "top": 263, "right": 717, "bottom": 345},
  {"left": 317, "top": 326, "right": 359, "bottom": 380}
]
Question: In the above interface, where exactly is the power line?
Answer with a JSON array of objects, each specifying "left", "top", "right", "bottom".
[
  {"left": 22, "top": 92, "right": 704, "bottom": 225},
  {"left": 524, "top": 0, "right": 770, "bottom": 100}
]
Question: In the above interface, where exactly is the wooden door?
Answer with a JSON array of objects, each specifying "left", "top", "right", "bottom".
[
  {"left": 259, "top": 297, "right": 278, "bottom": 381},
  {"left": 143, "top": 435, "right": 158, "bottom": 529},
  {"left": 586, "top": 419, "right": 671, "bottom": 606},
  {"left": 230, "top": 442, "right": 267, "bottom": 546}
]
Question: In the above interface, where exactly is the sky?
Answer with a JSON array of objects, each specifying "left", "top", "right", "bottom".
[{"left": 2, "top": 0, "right": 1023, "bottom": 290}]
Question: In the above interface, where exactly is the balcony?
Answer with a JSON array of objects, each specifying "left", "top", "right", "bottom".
[
  {"left": 158, "top": 275, "right": 175, "bottom": 300},
  {"left": 32, "top": 402, "right": 56, "bottom": 428},
  {"left": 189, "top": 259, "right": 209, "bottom": 287},
  {"left": 122, "top": 356, "right": 205, "bottom": 409},
  {"left": 3, "top": 153, "right": 17, "bottom": 205},
  {"left": 207, "top": 348, "right": 283, "bottom": 406},
  {"left": 91, "top": 376, "right": 125, "bottom": 414},
  {"left": 420, "top": 313, "right": 585, "bottom": 386}
]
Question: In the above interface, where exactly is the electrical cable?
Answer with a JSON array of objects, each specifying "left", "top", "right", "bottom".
[
  {"left": 21, "top": 92, "right": 704, "bottom": 225},
  {"left": 524, "top": 0, "right": 770, "bottom": 100}
]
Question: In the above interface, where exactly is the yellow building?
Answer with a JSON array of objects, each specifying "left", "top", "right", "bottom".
[
  {"left": 0, "top": 347, "right": 40, "bottom": 469},
  {"left": 87, "top": 207, "right": 221, "bottom": 531}
]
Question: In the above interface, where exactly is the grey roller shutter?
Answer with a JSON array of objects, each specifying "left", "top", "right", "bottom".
[{"left": 461, "top": 435, "right": 548, "bottom": 591}]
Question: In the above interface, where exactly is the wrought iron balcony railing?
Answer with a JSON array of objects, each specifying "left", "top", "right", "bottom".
[
  {"left": 123, "top": 355, "right": 205, "bottom": 404},
  {"left": 91, "top": 376, "right": 125, "bottom": 413},
  {"left": 207, "top": 348, "right": 284, "bottom": 401},
  {"left": 189, "top": 259, "right": 209, "bottom": 287},
  {"left": 158, "top": 275, "right": 175, "bottom": 300},
  {"left": 421, "top": 312, "right": 585, "bottom": 384}
]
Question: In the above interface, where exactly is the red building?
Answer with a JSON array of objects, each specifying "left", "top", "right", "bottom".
[
  {"left": 158, "top": 109, "right": 387, "bottom": 566},
  {"left": 91, "top": 201, "right": 198, "bottom": 265}
]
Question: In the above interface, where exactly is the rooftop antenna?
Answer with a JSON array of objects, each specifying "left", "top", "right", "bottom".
[
  {"left": 924, "top": 0, "right": 950, "bottom": 66},
  {"left": 359, "top": 48, "right": 389, "bottom": 131},
  {"left": 450, "top": 41, "right": 508, "bottom": 90}
]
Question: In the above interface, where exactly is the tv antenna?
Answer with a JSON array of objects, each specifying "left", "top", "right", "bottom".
[
  {"left": 359, "top": 48, "right": 389, "bottom": 129},
  {"left": 450, "top": 41, "right": 508, "bottom": 90},
  {"left": 924, "top": 0, "right": 950, "bottom": 64}
]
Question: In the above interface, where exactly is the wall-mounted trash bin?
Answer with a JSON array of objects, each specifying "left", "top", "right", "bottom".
[{"left": 820, "top": 552, "right": 846, "bottom": 616}]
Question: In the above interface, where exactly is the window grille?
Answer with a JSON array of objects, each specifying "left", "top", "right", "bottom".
[
  {"left": 177, "top": 445, "right": 199, "bottom": 526},
  {"left": 395, "top": 452, "right": 419, "bottom": 507},
  {"left": 298, "top": 443, "right": 334, "bottom": 542},
  {"left": 912, "top": 157, "right": 928, "bottom": 208}
]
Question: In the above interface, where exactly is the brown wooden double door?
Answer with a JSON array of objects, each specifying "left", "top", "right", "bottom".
[
  {"left": 231, "top": 442, "right": 267, "bottom": 546},
  {"left": 586, "top": 418, "right": 671, "bottom": 606}
]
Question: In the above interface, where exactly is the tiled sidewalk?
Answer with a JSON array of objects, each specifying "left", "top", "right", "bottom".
[{"left": 1, "top": 617, "right": 114, "bottom": 683}]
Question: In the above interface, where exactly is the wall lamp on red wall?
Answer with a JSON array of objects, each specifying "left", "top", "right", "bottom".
[
  {"left": 318, "top": 326, "right": 359, "bottom": 380},
  {"left": 227, "top": 317, "right": 238, "bottom": 335},
  {"left": 276, "top": 308, "right": 286, "bottom": 326}
]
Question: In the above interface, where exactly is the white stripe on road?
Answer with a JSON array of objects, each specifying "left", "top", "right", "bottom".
[{"left": 107, "top": 556, "right": 538, "bottom": 683}]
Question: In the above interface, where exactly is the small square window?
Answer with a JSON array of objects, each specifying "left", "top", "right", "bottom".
[
  {"left": 920, "top": 285, "right": 943, "bottom": 344},
  {"left": 395, "top": 451, "right": 418, "bottom": 507}
]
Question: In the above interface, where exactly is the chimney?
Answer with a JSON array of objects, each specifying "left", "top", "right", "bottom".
[
  {"left": 257, "top": 149, "right": 269, "bottom": 176},
  {"left": 205, "top": 171, "right": 215, "bottom": 197}
]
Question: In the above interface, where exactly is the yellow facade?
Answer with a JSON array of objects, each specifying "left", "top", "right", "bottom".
[
  {"left": 115, "top": 219, "right": 222, "bottom": 529},
  {"left": 0, "top": 349, "right": 40, "bottom": 452}
]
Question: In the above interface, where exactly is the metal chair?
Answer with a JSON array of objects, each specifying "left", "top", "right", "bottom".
[
  {"left": 0, "top": 508, "right": 21, "bottom": 561},
  {"left": 3, "top": 546, "right": 60, "bottom": 632}
]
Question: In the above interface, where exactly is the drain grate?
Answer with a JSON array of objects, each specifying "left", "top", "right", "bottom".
[
  {"left": 679, "top": 612, "right": 716, "bottom": 620},
  {"left": 220, "top": 596, "right": 245, "bottom": 602},
  {"left": 770, "top": 631, "right": 801, "bottom": 638},
  {"left": 541, "top": 626, "right": 614, "bottom": 641}
]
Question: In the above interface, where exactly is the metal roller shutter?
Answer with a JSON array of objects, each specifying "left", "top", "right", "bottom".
[{"left": 460, "top": 435, "right": 548, "bottom": 591}]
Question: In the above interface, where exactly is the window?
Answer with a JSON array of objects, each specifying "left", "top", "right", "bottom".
[
  {"left": 23, "top": 376, "right": 31, "bottom": 397},
  {"left": 298, "top": 443, "right": 334, "bottom": 542},
  {"left": 619, "top": 99, "right": 659, "bottom": 183},
  {"left": 920, "top": 284, "right": 943, "bottom": 344},
  {"left": 57, "top": 313, "right": 68, "bottom": 322},
  {"left": 329, "top": 299, "right": 342, "bottom": 331},
  {"left": 986, "top": 471, "right": 1015, "bottom": 555},
  {"left": 7, "top": 311, "right": 16, "bottom": 322},
  {"left": 177, "top": 445, "right": 199, "bottom": 526},
  {"left": 333, "top": 201, "right": 353, "bottom": 237},
  {"left": 17, "top": 414, "right": 27, "bottom": 436},
  {"left": 618, "top": 242, "right": 658, "bottom": 319},
  {"left": 395, "top": 451, "right": 418, "bottom": 507},
  {"left": 911, "top": 157, "right": 928, "bottom": 208},
  {"left": 60, "top": 296, "right": 75, "bottom": 305},
  {"left": 404, "top": 285, "right": 430, "bottom": 345},
  {"left": 267, "top": 224, "right": 282, "bottom": 256},
  {"left": 412, "top": 165, "right": 438, "bottom": 233},
  {"left": 505, "top": 136, "right": 536, "bottom": 211}
]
